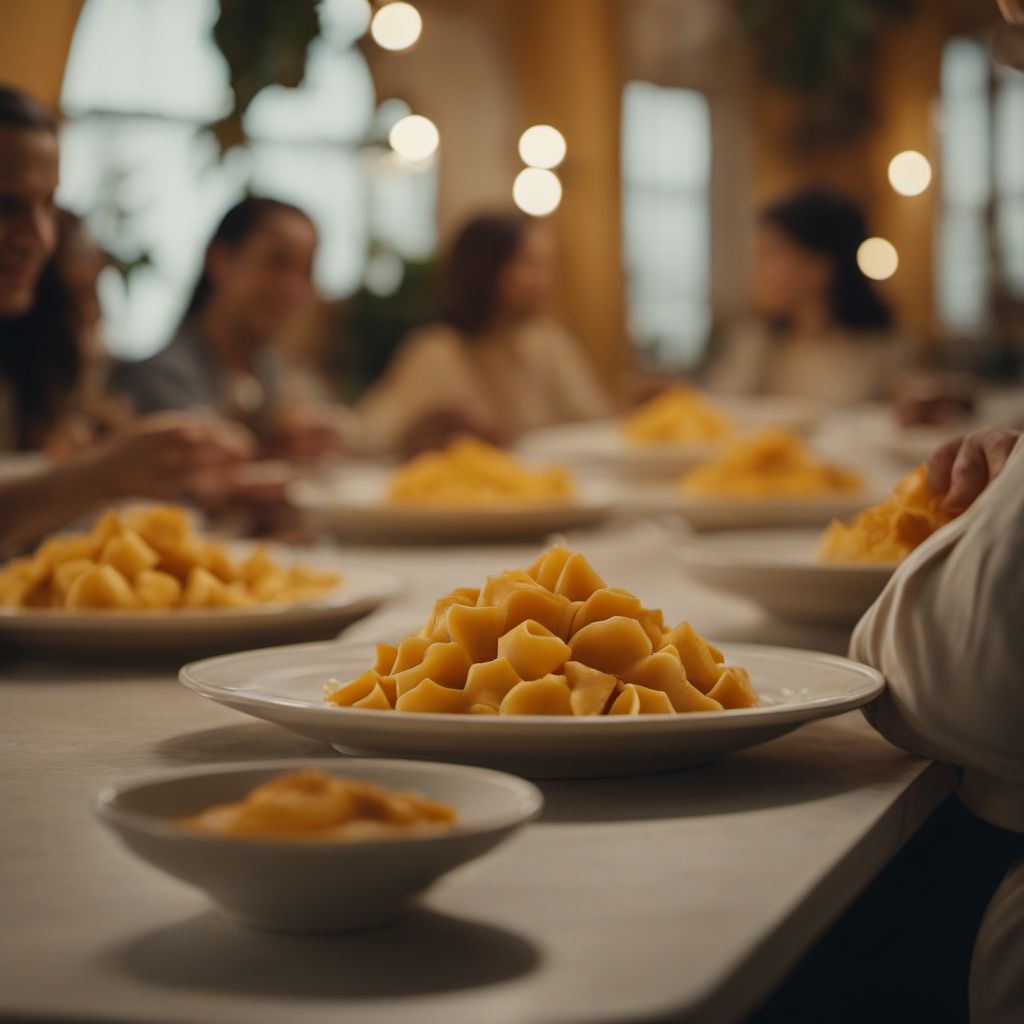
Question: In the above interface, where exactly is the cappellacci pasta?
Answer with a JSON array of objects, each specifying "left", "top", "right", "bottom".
[
  {"left": 819, "top": 464, "right": 952, "bottom": 564},
  {"left": 387, "top": 437, "right": 574, "bottom": 506},
  {"left": 623, "top": 388, "right": 735, "bottom": 445},
  {"left": 325, "top": 546, "right": 757, "bottom": 716},
  {"left": 0, "top": 505, "right": 340, "bottom": 611},
  {"left": 178, "top": 769, "right": 457, "bottom": 842},
  {"left": 679, "top": 430, "right": 862, "bottom": 498}
]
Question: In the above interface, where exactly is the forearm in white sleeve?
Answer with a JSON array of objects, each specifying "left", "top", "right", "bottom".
[{"left": 850, "top": 441, "right": 1024, "bottom": 831}]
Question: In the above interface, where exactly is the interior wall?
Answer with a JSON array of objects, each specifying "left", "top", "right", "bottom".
[{"left": 0, "top": 0, "right": 84, "bottom": 106}]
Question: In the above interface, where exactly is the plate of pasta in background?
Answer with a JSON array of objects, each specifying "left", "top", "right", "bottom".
[
  {"left": 0, "top": 506, "right": 402, "bottom": 656},
  {"left": 290, "top": 438, "right": 615, "bottom": 542},
  {"left": 180, "top": 546, "right": 884, "bottom": 777},
  {"left": 519, "top": 392, "right": 825, "bottom": 480},
  {"left": 676, "top": 465, "right": 954, "bottom": 624}
]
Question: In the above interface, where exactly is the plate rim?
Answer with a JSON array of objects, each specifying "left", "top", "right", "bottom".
[{"left": 179, "top": 638, "right": 886, "bottom": 729}]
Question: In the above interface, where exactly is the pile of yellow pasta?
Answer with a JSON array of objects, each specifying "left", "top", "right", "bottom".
[
  {"left": 0, "top": 505, "right": 340, "bottom": 611},
  {"left": 179, "top": 769, "right": 457, "bottom": 842},
  {"left": 326, "top": 545, "right": 757, "bottom": 716},
  {"left": 387, "top": 437, "right": 574, "bottom": 506},
  {"left": 819, "top": 465, "right": 952, "bottom": 563},
  {"left": 680, "top": 430, "right": 862, "bottom": 498},
  {"left": 623, "top": 388, "right": 735, "bottom": 445}
]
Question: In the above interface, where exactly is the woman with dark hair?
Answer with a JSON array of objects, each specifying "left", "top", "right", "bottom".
[
  {"left": 117, "top": 196, "right": 346, "bottom": 459},
  {"left": 357, "top": 212, "right": 610, "bottom": 455},
  {"left": 0, "top": 83, "right": 248, "bottom": 554},
  {"left": 707, "top": 187, "right": 906, "bottom": 404}
]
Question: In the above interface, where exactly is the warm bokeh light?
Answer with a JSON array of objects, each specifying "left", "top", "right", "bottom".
[
  {"left": 857, "top": 237, "right": 899, "bottom": 280},
  {"left": 518, "top": 125, "right": 567, "bottom": 169},
  {"left": 370, "top": 2, "right": 422, "bottom": 51},
  {"left": 887, "top": 150, "right": 932, "bottom": 196},
  {"left": 388, "top": 113, "right": 439, "bottom": 162},
  {"left": 513, "top": 168, "right": 563, "bottom": 216}
]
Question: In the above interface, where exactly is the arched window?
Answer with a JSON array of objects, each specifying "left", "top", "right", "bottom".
[{"left": 59, "top": 0, "right": 436, "bottom": 359}]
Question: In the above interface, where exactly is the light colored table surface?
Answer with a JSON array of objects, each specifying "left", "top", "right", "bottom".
[{"left": 0, "top": 522, "right": 954, "bottom": 1024}]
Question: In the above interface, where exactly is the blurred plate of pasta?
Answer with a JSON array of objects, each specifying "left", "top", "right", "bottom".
[
  {"left": 520, "top": 396, "right": 825, "bottom": 480},
  {"left": 180, "top": 638, "right": 882, "bottom": 778},
  {"left": 0, "top": 506, "right": 401, "bottom": 656},
  {"left": 290, "top": 453, "right": 615, "bottom": 542},
  {"left": 677, "top": 529, "right": 896, "bottom": 626}
]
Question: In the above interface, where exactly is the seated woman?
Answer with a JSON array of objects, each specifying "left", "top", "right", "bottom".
[
  {"left": 356, "top": 212, "right": 611, "bottom": 455},
  {"left": 117, "top": 197, "right": 348, "bottom": 460},
  {"left": 706, "top": 188, "right": 907, "bottom": 406},
  {"left": 0, "top": 85, "right": 247, "bottom": 555}
]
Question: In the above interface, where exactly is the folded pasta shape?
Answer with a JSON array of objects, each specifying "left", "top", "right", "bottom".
[
  {"left": 819, "top": 464, "right": 953, "bottom": 563},
  {"left": 680, "top": 430, "right": 862, "bottom": 498},
  {"left": 623, "top": 387, "right": 735, "bottom": 445},
  {"left": 387, "top": 437, "right": 574, "bottom": 506},
  {"left": 0, "top": 505, "right": 341, "bottom": 611},
  {"left": 325, "top": 546, "right": 757, "bottom": 716}
]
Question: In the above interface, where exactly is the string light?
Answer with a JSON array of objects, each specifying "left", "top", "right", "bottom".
[
  {"left": 370, "top": 2, "right": 422, "bottom": 51},
  {"left": 857, "top": 237, "right": 899, "bottom": 280},
  {"left": 888, "top": 150, "right": 932, "bottom": 196},
  {"left": 518, "top": 125, "right": 567, "bottom": 169},
  {"left": 388, "top": 114, "right": 439, "bottom": 162},
  {"left": 513, "top": 168, "right": 562, "bottom": 216}
]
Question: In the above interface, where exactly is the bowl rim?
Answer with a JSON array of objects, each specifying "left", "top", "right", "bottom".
[{"left": 94, "top": 757, "right": 544, "bottom": 849}]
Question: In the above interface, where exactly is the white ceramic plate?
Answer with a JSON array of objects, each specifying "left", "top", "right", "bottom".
[
  {"left": 0, "top": 550, "right": 402, "bottom": 657},
  {"left": 678, "top": 529, "right": 896, "bottom": 625},
  {"left": 290, "top": 469, "right": 613, "bottom": 542},
  {"left": 667, "top": 490, "right": 874, "bottom": 531},
  {"left": 95, "top": 758, "right": 542, "bottom": 932},
  {"left": 180, "top": 639, "right": 884, "bottom": 779},
  {"left": 519, "top": 397, "right": 826, "bottom": 480}
]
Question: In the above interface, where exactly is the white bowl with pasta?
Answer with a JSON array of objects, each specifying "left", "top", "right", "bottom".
[
  {"left": 677, "top": 530, "right": 897, "bottom": 626},
  {"left": 180, "top": 639, "right": 884, "bottom": 779},
  {"left": 95, "top": 758, "right": 542, "bottom": 932}
]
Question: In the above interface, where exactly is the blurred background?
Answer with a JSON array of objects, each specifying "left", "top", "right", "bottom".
[{"left": 1, "top": 0, "right": 1020, "bottom": 400}]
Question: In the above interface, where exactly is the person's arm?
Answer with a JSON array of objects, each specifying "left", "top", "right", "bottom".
[
  {"left": 0, "top": 414, "right": 251, "bottom": 556},
  {"left": 850, "top": 429, "right": 1024, "bottom": 807},
  {"left": 354, "top": 330, "right": 495, "bottom": 455}
]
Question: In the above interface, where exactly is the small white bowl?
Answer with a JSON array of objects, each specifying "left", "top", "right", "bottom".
[{"left": 95, "top": 758, "right": 542, "bottom": 933}]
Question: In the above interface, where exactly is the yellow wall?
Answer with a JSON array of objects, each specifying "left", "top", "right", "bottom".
[{"left": 0, "top": 0, "right": 84, "bottom": 106}]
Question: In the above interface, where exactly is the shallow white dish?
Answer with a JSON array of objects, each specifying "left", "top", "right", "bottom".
[
  {"left": 519, "top": 397, "right": 826, "bottom": 481},
  {"left": 290, "top": 469, "right": 613, "bottom": 542},
  {"left": 0, "top": 550, "right": 401, "bottom": 657},
  {"left": 94, "top": 758, "right": 541, "bottom": 932},
  {"left": 180, "top": 639, "right": 884, "bottom": 779},
  {"left": 678, "top": 529, "right": 896, "bottom": 625},
  {"left": 667, "top": 490, "right": 874, "bottom": 531}
]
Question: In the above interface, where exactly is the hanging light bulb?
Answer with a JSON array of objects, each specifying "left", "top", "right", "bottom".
[
  {"left": 518, "top": 125, "right": 567, "bottom": 169},
  {"left": 887, "top": 151, "right": 932, "bottom": 196},
  {"left": 388, "top": 113, "right": 439, "bottom": 162},
  {"left": 513, "top": 168, "right": 562, "bottom": 216},
  {"left": 857, "top": 237, "right": 899, "bottom": 280},
  {"left": 370, "top": 2, "right": 422, "bottom": 51}
]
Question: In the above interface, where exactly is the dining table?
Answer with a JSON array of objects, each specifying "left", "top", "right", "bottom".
[{"left": 1, "top": 516, "right": 956, "bottom": 1024}]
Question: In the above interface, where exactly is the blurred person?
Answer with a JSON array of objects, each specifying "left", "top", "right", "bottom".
[
  {"left": 707, "top": 187, "right": 905, "bottom": 405},
  {"left": 117, "top": 197, "right": 349, "bottom": 461},
  {"left": 356, "top": 212, "right": 611, "bottom": 456},
  {"left": 0, "top": 83, "right": 248, "bottom": 555}
]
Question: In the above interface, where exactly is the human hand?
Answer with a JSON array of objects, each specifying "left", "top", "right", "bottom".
[
  {"left": 90, "top": 412, "right": 254, "bottom": 499},
  {"left": 269, "top": 406, "right": 350, "bottom": 462},
  {"left": 926, "top": 427, "right": 1020, "bottom": 514}
]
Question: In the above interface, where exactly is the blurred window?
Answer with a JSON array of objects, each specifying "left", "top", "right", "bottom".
[
  {"left": 621, "top": 81, "right": 711, "bottom": 370},
  {"left": 59, "top": 0, "right": 436, "bottom": 359},
  {"left": 936, "top": 36, "right": 1024, "bottom": 334}
]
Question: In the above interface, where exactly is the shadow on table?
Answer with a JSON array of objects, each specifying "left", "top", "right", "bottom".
[
  {"left": 109, "top": 907, "right": 540, "bottom": 999},
  {"left": 536, "top": 721, "right": 916, "bottom": 823},
  {"left": 157, "top": 722, "right": 329, "bottom": 764}
]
